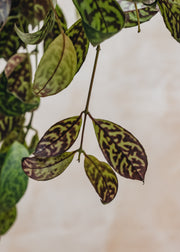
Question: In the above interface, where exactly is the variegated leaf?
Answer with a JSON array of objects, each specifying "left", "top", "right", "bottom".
[
  {"left": 15, "top": 10, "right": 55, "bottom": 45},
  {"left": 34, "top": 115, "right": 82, "bottom": 157},
  {"left": 157, "top": 0, "right": 180, "bottom": 43},
  {"left": 72, "top": 0, "right": 125, "bottom": 46},
  {"left": 84, "top": 154, "right": 118, "bottom": 204},
  {"left": 0, "top": 206, "right": 17, "bottom": 235},
  {"left": 22, "top": 151, "right": 75, "bottom": 181},
  {"left": 118, "top": 0, "right": 158, "bottom": 28},
  {"left": 0, "top": 0, "right": 11, "bottom": 25},
  {"left": 33, "top": 33, "right": 77, "bottom": 97},
  {"left": 91, "top": 117, "right": 147, "bottom": 181},
  {"left": 66, "top": 19, "right": 89, "bottom": 73}
]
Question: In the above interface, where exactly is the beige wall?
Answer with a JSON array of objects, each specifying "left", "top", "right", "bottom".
[{"left": 1, "top": 1, "right": 180, "bottom": 251}]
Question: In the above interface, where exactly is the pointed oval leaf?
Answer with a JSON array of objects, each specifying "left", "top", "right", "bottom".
[
  {"left": 72, "top": 0, "right": 125, "bottom": 46},
  {"left": 0, "top": 206, "right": 17, "bottom": 235},
  {"left": 0, "top": 142, "right": 29, "bottom": 212},
  {"left": 34, "top": 115, "right": 82, "bottom": 158},
  {"left": 158, "top": 0, "right": 180, "bottom": 43},
  {"left": 84, "top": 154, "right": 118, "bottom": 204},
  {"left": 0, "top": 0, "right": 11, "bottom": 25},
  {"left": 66, "top": 19, "right": 89, "bottom": 73},
  {"left": 33, "top": 33, "right": 77, "bottom": 97},
  {"left": 92, "top": 117, "right": 148, "bottom": 181},
  {"left": 22, "top": 151, "right": 75, "bottom": 181},
  {"left": 118, "top": 0, "right": 158, "bottom": 28},
  {"left": 15, "top": 10, "right": 55, "bottom": 45}
]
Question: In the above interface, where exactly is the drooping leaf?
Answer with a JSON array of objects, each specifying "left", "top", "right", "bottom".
[
  {"left": 0, "top": 0, "right": 11, "bottom": 25},
  {"left": 22, "top": 151, "right": 75, "bottom": 181},
  {"left": 118, "top": 0, "right": 158, "bottom": 28},
  {"left": 0, "top": 141, "right": 29, "bottom": 212},
  {"left": 33, "top": 33, "right": 77, "bottom": 97},
  {"left": 84, "top": 154, "right": 118, "bottom": 204},
  {"left": 91, "top": 117, "right": 148, "bottom": 181},
  {"left": 0, "top": 206, "right": 17, "bottom": 235},
  {"left": 158, "top": 0, "right": 180, "bottom": 42},
  {"left": 66, "top": 19, "right": 89, "bottom": 73},
  {"left": 15, "top": 10, "right": 55, "bottom": 45},
  {"left": 0, "top": 73, "right": 39, "bottom": 116},
  {"left": 44, "top": 4, "right": 67, "bottom": 51},
  {"left": 34, "top": 115, "right": 82, "bottom": 157},
  {"left": 72, "top": 0, "right": 125, "bottom": 46}
]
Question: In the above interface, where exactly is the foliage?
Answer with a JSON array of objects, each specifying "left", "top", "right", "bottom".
[{"left": 0, "top": 0, "right": 180, "bottom": 235}]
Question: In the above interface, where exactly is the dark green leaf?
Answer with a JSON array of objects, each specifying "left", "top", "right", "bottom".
[
  {"left": 22, "top": 151, "right": 75, "bottom": 181},
  {"left": 91, "top": 117, "right": 148, "bottom": 181},
  {"left": 72, "top": 0, "right": 125, "bottom": 46},
  {"left": 84, "top": 154, "right": 118, "bottom": 204},
  {"left": 0, "top": 0, "right": 11, "bottom": 25},
  {"left": 66, "top": 19, "right": 89, "bottom": 73},
  {"left": 34, "top": 115, "right": 82, "bottom": 157},
  {"left": 0, "top": 142, "right": 29, "bottom": 212},
  {"left": 33, "top": 34, "right": 77, "bottom": 97},
  {"left": 0, "top": 206, "right": 16, "bottom": 235}
]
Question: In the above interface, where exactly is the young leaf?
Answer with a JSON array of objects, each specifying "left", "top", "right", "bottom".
[
  {"left": 33, "top": 33, "right": 77, "bottom": 97},
  {"left": 0, "top": 142, "right": 29, "bottom": 212},
  {"left": 34, "top": 115, "right": 82, "bottom": 158},
  {"left": 0, "top": 0, "right": 11, "bottom": 25},
  {"left": 84, "top": 154, "right": 118, "bottom": 204},
  {"left": 91, "top": 117, "right": 148, "bottom": 181},
  {"left": 118, "top": 0, "right": 158, "bottom": 28},
  {"left": 66, "top": 19, "right": 89, "bottom": 73},
  {"left": 22, "top": 151, "right": 75, "bottom": 181},
  {"left": 72, "top": 0, "right": 125, "bottom": 46},
  {"left": 15, "top": 10, "right": 55, "bottom": 45},
  {"left": 157, "top": 0, "right": 180, "bottom": 43},
  {"left": 0, "top": 206, "right": 17, "bottom": 235}
]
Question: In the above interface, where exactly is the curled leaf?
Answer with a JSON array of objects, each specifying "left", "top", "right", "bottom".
[
  {"left": 91, "top": 117, "right": 148, "bottom": 181},
  {"left": 34, "top": 115, "right": 82, "bottom": 157},
  {"left": 0, "top": 206, "right": 17, "bottom": 235},
  {"left": 0, "top": 0, "right": 11, "bottom": 25},
  {"left": 33, "top": 33, "right": 77, "bottom": 97},
  {"left": 22, "top": 151, "right": 75, "bottom": 181},
  {"left": 84, "top": 154, "right": 118, "bottom": 204}
]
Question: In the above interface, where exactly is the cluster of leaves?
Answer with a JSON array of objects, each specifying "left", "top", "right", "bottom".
[{"left": 0, "top": 0, "right": 180, "bottom": 235}]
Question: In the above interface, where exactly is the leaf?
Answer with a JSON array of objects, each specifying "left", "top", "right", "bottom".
[
  {"left": 118, "top": 0, "right": 158, "bottom": 28},
  {"left": 33, "top": 33, "right": 77, "bottom": 97},
  {"left": 66, "top": 19, "right": 89, "bottom": 73},
  {"left": 44, "top": 4, "right": 67, "bottom": 51},
  {"left": 34, "top": 115, "right": 82, "bottom": 157},
  {"left": 22, "top": 151, "right": 75, "bottom": 181},
  {"left": 0, "top": 73, "right": 39, "bottom": 116},
  {"left": 15, "top": 10, "right": 55, "bottom": 45},
  {"left": 84, "top": 154, "right": 118, "bottom": 204},
  {"left": 72, "top": 0, "right": 125, "bottom": 46},
  {"left": 0, "top": 142, "right": 29, "bottom": 212},
  {"left": 157, "top": 0, "right": 180, "bottom": 42},
  {"left": 0, "top": 0, "right": 11, "bottom": 25},
  {"left": 0, "top": 206, "right": 17, "bottom": 235},
  {"left": 91, "top": 117, "right": 148, "bottom": 181}
]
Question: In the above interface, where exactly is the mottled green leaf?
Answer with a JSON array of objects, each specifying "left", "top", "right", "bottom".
[
  {"left": 0, "top": 142, "right": 29, "bottom": 212},
  {"left": 158, "top": 0, "right": 180, "bottom": 42},
  {"left": 66, "top": 19, "right": 89, "bottom": 73},
  {"left": 118, "top": 0, "right": 158, "bottom": 28},
  {"left": 84, "top": 154, "right": 118, "bottom": 204},
  {"left": 0, "top": 73, "right": 39, "bottom": 116},
  {"left": 33, "top": 33, "right": 77, "bottom": 97},
  {"left": 15, "top": 10, "right": 55, "bottom": 45},
  {"left": 34, "top": 115, "right": 82, "bottom": 157},
  {"left": 72, "top": 0, "right": 125, "bottom": 46},
  {"left": 0, "top": 0, "right": 11, "bottom": 25},
  {"left": 22, "top": 151, "right": 75, "bottom": 181},
  {"left": 91, "top": 117, "right": 147, "bottom": 181},
  {"left": 44, "top": 4, "right": 67, "bottom": 51},
  {"left": 0, "top": 206, "right": 16, "bottom": 235}
]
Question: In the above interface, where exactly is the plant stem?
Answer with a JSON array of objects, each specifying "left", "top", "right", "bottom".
[
  {"left": 78, "top": 45, "right": 101, "bottom": 161},
  {"left": 134, "top": 2, "right": 141, "bottom": 33}
]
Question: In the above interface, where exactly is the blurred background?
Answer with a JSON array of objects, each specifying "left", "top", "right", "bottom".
[{"left": 1, "top": 0, "right": 180, "bottom": 251}]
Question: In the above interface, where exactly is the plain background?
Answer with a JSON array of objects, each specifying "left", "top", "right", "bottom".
[{"left": 1, "top": 0, "right": 180, "bottom": 251}]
